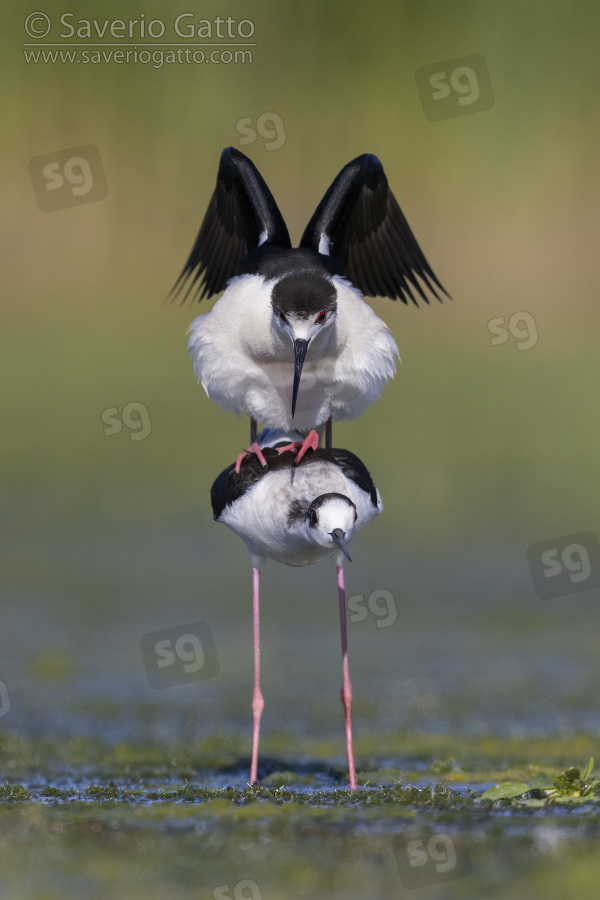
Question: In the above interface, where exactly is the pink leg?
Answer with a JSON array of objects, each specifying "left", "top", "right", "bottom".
[
  {"left": 294, "top": 429, "right": 319, "bottom": 465},
  {"left": 337, "top": 563, "right": 357, "bottom": 790},
  {"left": 235, "top": 443, "right": 268, "bottom": 474},
  {"left": 250, "top": 566, "right": 264, "bottom": 784},
  {"left": 325, "top": 416, "right": 332, "bottom": 450},
  {"left": 276, "top": 429, "right": 320, "bottom": 465}
]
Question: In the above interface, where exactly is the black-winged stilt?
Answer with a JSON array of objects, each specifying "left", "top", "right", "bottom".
[
  {"left": 172, "top": 148, "right": 448, "bottom": 460},
  {"left": 210, "top": 433, "right": 382, "bottom": 790}
]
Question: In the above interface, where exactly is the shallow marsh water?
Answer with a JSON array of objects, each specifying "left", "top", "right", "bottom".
[
  {"left": 4, "top": 2, "right": 600, "bottom": 894},
  {"left": 2, "top": 505, "right": 600, "bottom": 899},
  {"left": 1, "top": 730, "right": 600, "bottom": 900}
]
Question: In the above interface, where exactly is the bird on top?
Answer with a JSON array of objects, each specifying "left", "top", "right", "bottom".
[{"left": 171, "top": 147, "right": 448, "bottom": 465}]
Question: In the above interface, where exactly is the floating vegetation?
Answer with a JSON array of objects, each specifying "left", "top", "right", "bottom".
[{"left": 482, "top": 757, "right": 600, "bottom": 805}]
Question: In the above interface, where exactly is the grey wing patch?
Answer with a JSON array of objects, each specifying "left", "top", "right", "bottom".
[{"left": 286, "top": 497, "right": 311, "bottom": 528}]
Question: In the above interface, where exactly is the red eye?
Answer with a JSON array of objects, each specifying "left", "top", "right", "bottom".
[
  {"left": 279, "top": 311, "right": 288, "bottom": 323},
  {"left": 316, "top": 310, "right": 327, "bottom": 324}
]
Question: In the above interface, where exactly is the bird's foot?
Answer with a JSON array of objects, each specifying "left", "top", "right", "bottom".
[
  {"left": 235, "top": 443, "right": 268, "bottom": 474},
  {"left": 276, "top": 429, "right": 320, "bottom": 466}
]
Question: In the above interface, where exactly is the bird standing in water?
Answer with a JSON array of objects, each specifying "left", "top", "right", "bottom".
[
  {"left": 211, "top": 435, "right": 382, "bottom": 790},
  {"left": 172, "top": 147, "right": 448, "bottom": 463}
]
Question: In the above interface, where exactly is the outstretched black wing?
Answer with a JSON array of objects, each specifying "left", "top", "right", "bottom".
[
  {"left": 171, "top": 147, "right": 292, "bottom": 302},
  {"left": 300, "top": 153, "right": 449, "bottom": 305}
]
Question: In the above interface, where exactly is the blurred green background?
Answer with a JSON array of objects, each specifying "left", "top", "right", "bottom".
[
  {"left": 2, "top": 1, "right": 600, "bottom": 894},
  {"left": 3, "top": 0, "right": 600, "bottom": 732}
]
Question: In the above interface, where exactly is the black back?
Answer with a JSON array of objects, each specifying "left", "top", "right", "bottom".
[{"left": 211, "top": 446, "right": 378, "bottom": 520}]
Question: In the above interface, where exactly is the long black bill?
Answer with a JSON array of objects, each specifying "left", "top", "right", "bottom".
[
  {"left": 291, "top": 338, "right": 310, "bottom": 418},
  {"left": 330, "top": 528, "right": 352, "bottom": 562}
]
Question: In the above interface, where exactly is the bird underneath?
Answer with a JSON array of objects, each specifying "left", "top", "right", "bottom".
[
  {"left": 172, "top": 147, "right": 449, "bottom": 461},
  {"left": 211, "top": 432, "right": 383, "bottom": 790}
]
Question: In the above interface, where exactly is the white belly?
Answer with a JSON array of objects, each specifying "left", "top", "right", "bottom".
[
  {"left": 218, "top": 462, "right": 380, "bottom": 567},
  {"left": 187, "top": 276, "right": 398, "bottom": 432}
]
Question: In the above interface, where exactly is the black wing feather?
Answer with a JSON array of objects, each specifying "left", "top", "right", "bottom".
[
  {"left": 320, "top": 448, "right": 379, "bottom": 508},
  {"left": 211, "top": 448, "right": 292, "bottom": 519},
  {"left": 211, "top": 445, "right": 379, "bottom": 520},
  {"left": 211, "top": 451, "right": 268, "bottom": 520},
  {"left": 300, "top": 154, "right": 449, "bottom": 304},
  {"left": 171, "top": 147, "right": 291, "bottom": 303}
]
